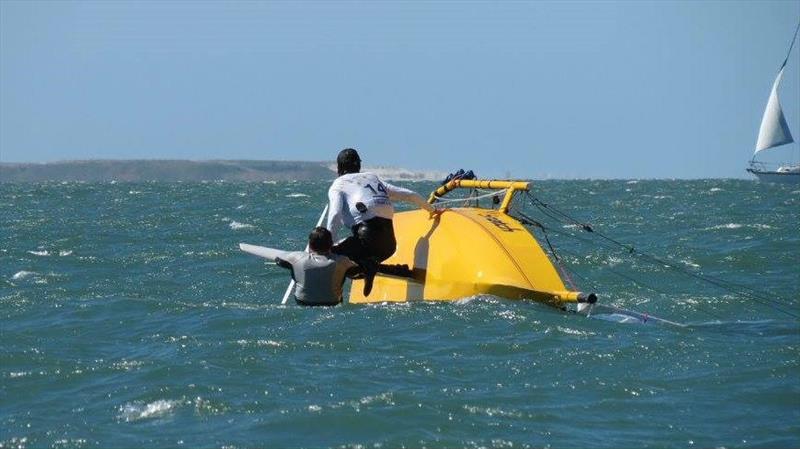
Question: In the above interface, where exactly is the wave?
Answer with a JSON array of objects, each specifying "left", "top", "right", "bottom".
[
  {"left": 118, "top": 399, "right": 182, "bottom": 422},
  {"left": 235, "top": 339, "right": 284, "bottom": 347},
  {"left": 704, "top": 223, "right": 773, "bottom": 231},
  {"left": 11, "top": 271, "right": 36, "bottom": 280},
  {"left": 681, "top": 258, "right": 700, "bottom": 268},
  {"left": 27, "top": 249, "right": 72, "bottom": 257},
  {"left": 229, "top": 221, "right": 255, "bottom": 230}
]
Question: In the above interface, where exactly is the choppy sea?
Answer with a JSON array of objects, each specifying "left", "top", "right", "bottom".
[{"left": 1, "top": 180, "right": 798, "bottom": 449}]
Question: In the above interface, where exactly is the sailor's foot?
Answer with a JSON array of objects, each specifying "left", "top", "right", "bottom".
[{"left": 362, "top": 261, "right": 378, "bottom": 297}]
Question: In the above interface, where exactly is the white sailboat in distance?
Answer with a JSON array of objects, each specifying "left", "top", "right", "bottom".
[{"left": 747, "top": 21, "right": 800, "bottom": 184}]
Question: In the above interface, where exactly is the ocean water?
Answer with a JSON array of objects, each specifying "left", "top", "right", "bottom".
[{"left": 1, "top": 179, "right": 798, "bottom": 449}]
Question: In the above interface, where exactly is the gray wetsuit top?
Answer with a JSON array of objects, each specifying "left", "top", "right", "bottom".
[{"left": 278, "top": 251, "right": 357, "bottom": 305}]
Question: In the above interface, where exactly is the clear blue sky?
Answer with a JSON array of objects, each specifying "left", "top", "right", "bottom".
[{"left": 1, "top": 0, "right": 798, "bottom": 178}]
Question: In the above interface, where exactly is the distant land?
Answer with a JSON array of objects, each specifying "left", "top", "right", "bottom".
[{"left": 0, "top": 160, "right": 446, "bottom": 182}]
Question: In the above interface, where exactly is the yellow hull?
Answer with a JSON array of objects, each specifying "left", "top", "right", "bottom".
[{"left": 349, "top": 207, "right": 588, "bottom": 306}]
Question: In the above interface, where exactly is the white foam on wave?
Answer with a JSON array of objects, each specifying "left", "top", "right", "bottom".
[
  {"left": 112, "top": 360, "right": 145, "bottom": 371},
  {"left": 119, "top": 399, "right": 182, "bottom": 422},
  {"left": 705, "top": 223, "right": 773, "bottom": 231},
  {"left": 4, "top": 437, "right": 27, "bottom": 448},
  {"left": 52, "top": 438, "right": 88, "bottom": 448},
  {"left": 709, "top": 187, "right": 723, "bottom": 192},
  {"left": 357, "top": 392, "right": 394, "bottom": 406},
  {"left": 229, "top": 221, "right": 255, "bottom": 230},
  {"left": 235, "top": 339, "right": 284, "bottom": 347},
  {"left": 12, "top": 271, "right": 36, "bottom": 280},
  {"left": 555, "top": 326, "right": 596, "bottom": 336},
  {"left": 494, "top": 309, "right": 525, "bottom": 322},
  {"left": 681, "top": 259, "right": 700, "bottom": 268},
  {"left": 626, "top": 180, "right": 639, "bottom": 184},
  {"left": 28, "top": 250, "right": 50, "bottom": 256},
  {"left": 714, "top": 223, "right": 742, "bottom": 229},
  {"left": 286, "top": 193, "right": 309, "bottom": 198},
  {"left": 463, "top": 404, "right": 523, "bottom": 418}
]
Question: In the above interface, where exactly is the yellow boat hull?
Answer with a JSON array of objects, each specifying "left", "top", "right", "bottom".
[{"left": 349, "top": 207, "right": 586, "bottom": 306}]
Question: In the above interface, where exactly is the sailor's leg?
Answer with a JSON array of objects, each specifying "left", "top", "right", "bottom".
[
  {"left": 354, "top": 218, "right": 398, "bottom": 296},
  {"left": 332, "top": 231, "right": 378, "bottom": 296},
  {"left": 332, "top": 235, "right": 367, "bottom": 261},
  {"left": 356, "top": 217, "right": 397, "bottom": 262}
]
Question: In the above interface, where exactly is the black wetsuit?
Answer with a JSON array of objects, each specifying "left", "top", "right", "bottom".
[{"left": 332, "top": 216, "right": 396, "bottom": 266}]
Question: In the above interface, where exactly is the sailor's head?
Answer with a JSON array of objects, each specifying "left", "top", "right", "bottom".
[
  {"left": 308, "top": 226, "right": 333, "bottom": 254},
  {"left": 337, "top": 148, "right": 361, "bottom": 176}
]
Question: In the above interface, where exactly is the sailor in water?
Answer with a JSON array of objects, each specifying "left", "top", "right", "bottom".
[
  {"left": 265, "top": 227, "right": 360, "bottom": 306},
  {"left": 327, "top": 148, "right": 436, "bottom": 296}
]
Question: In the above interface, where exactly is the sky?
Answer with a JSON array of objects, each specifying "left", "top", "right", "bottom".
[{"left": 1, "top": 0, "right": 799, "bottom": 179}]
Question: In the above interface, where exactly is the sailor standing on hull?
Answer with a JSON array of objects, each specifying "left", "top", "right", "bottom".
[{"left": 327, "top": 148, "right": 436, "bottom": 296}]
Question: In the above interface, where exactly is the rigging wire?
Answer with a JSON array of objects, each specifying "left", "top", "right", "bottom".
[
  {"left": 779, "top": 18, "right": 800, "bottom": 70},
  {"left": 511, "top": 209, "right": 724, "bottom": 320},
  {"left": 528, "top": 195, "right": 798, "bottom": 318},
  {"left": 517, "top": 192, "right": 798, "bottom": 319},
  {"left": 528, "top": 193, "right": 790, "bottom": 304}
]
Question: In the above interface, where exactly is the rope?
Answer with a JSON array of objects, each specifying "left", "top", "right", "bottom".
[
  {"left": 552, "top": 245, "right": 723, "bottom": 321},
  {"left": 521, "top": 192, "right": 798, "bottom": 319},
  {"left": 780, "top": 19, "right": 800, "bottom": 70},
  {"left": 513, "top": 208, "right": 728, "bottom": 321}
]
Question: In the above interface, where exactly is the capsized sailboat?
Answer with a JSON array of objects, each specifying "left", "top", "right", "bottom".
[
  {"left": 348, "top": 179, "right": 597, "bottom": 309},
  {"left": 347, "top": 178, "right": 684, "bottom": 325},
  {"left": 747, "top": 22, "right": 800, "bottom": 184}
]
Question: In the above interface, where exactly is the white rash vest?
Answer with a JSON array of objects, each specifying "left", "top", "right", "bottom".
[{"left": 326, "top": 172, "right": 433, "bottom": 240}]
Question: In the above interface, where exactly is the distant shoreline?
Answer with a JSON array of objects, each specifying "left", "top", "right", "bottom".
[
  {"left": 0, "top": 159, "right": 762, "bottom": 182},
  {"left": 0, "top": 159, "right": 446, "bottom": 182}
]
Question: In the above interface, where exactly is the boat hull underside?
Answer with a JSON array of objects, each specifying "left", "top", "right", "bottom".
[{"left": 349, "top": 208, "right": 572, "bottom": 305}]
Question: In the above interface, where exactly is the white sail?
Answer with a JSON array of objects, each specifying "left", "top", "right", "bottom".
[{"left": 755, "top": 68, "right": 794, "bottom": 154}]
